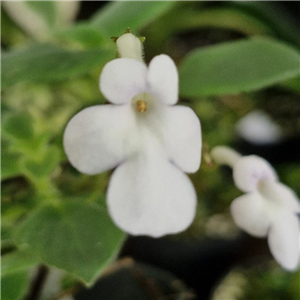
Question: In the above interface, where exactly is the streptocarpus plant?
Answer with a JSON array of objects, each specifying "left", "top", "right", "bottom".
[{"left": 3, "top": 3, "right": 300, "bottom": 296}]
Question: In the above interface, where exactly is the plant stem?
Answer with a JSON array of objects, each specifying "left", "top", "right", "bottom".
[{"left": 24, "top": 265, "right": 49, "bottom": 300}]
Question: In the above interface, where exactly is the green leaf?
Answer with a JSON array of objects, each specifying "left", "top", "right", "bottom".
[
  {"left": 2, "top": 44, "right": 113, "bottom": 88},
  {"left": 1, "top": 151, "right": 22, "bottom": 180},
  {"left": 2, "top": 225, "right": 12, "bottom": 242},
  {"left": 149, "top": 7, "right": 272, "bottom": 41},
  {"left": 56, "top": 23, "right": 108, "bottom": 48},
  {"left": 178, "top": 7, "right": 272, "bottom": 36},
  {"left": 23, "top": 145, "right": 61, "bottom": 178},
  {"left": 15, "top": 201, "right": 125, "bottom": 284},
  {"left": 280, "top": 76, "right": 300, "bottom": 93},
  {"left": 1, "top": 250, "right": 40, "bottom": 276},
  {"left": 230, "top": 2, "right": 300, "bottom": 48},
  {"left": 25, "top": 1, "right": 56, "bottom": 27},
  {"left": 90, "top": 1, "right": 176, "bottom": 36},
  {"left": 1, "top": 270, "right": 29, "bottom": 300},
  {"left": 2, "top": 112, "right": 34, "bottom": 140},
  {"left": 179, "top": 38, "right": 300, "bottom": 97}
]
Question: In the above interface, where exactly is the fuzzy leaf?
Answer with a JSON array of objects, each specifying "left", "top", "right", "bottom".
[
  {"left": 2, "top": 44, "right": 113, "bottom": 88},
  {"left": 56, "top": 23, "right": 107, "bottom": 48},
  {"left": 15, "top": 201, "right": 125, "bottom": 284},
  {"left": 179, "top": 38, "right": 300, "bottom": 97},
  {"left": 1, "top": 250, "right": 39, "bottom": 276},
  {"left": 90, "top": 1, "right": 175, "bottom": 36}
]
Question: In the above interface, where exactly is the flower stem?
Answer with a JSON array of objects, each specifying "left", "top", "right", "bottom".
[
  {"left": 29, "top": 175, "right": 60, "bottom": 205},
  {"left": 211, "top": 146, "right": 241, "bottom": 168}
]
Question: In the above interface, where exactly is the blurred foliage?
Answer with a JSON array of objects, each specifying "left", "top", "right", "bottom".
[
  {"left": 242, "top": 265, "right": 300, "bottom": 300},
  {"left": 1, "top": 270, "right": 30, "bottom": 300},
  {"left": 1, "top": 1, "right": 300, "bottom": 299}
]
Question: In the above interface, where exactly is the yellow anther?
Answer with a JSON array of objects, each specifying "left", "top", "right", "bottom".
[{"left": 136, "top": 100, "right": 147, "bottom": 113}]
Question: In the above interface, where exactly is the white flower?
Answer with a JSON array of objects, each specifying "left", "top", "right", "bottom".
[
  {"left": 63, "top": 53, "right": 201, "bottom": 237},
  {"left": 211, "top": 146, "right": 300, "bottom": 271}
]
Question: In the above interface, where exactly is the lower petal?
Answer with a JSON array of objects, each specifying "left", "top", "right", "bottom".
[
  {"left": 268, "top": 212, "right": 300, "bottom": 271},
  {"left": 63, "top": 105, "right": 136, "bottom": 175},
  {"left": 163, "top": 106, "right": 201, "bottom": 173},
  {"left": 259, "top": 180, "right": 300, "bottom": 213},
  {"left": 230, "top": 193, "right": 271, "bottom": 237},
  {"left": 107, "top": 150, "right": 197, "bottom": 237}
]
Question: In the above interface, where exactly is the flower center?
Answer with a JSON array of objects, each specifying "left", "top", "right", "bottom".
[
  {"left": 132, "top": 93, "right": 153, "bottom": 114},
  {"left": 136, "top": 100, "right": 147, "bottom": 113}
]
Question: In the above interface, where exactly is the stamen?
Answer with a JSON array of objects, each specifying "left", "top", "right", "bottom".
[{"left": 136, "top": 100, "right": 147, "bottom": 113}]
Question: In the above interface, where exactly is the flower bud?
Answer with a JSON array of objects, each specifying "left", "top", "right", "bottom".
[
  {"left": 211, "top": 146, "right": 241, "bottom": 168},
  {"left": 116, "top": 32, "right": 144, "bottom": 62}
]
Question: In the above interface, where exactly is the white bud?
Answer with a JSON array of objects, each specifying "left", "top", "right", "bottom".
[{"left": 116, "top": 33, "right": 144, "bottom": 62}]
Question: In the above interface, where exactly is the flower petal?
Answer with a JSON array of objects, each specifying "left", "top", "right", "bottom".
[
  {"left": 107, "top": 148, "right": 197, "bottom": 237},
  {"left": 268, "top": 212, "right": 300, "bottom": 270},
  {"left": 259, "top": 180, "right": 300, "bottom": 213},
  {"left": 163, "top": 105, "right": 201, "bottom": 173},
  {"left": 147, "top": 54, "right": 178, "bottom": 105},
  {"left": 233, "top": 155, "right": 277, "bottom": 192},
  {"left": 63, "top": 105, "right": 137, "bottom": 174},
  {"left": 230, "top": 193, "right": 271, "bottom": 237},
  {"left": 100, "top": 58, "right": 147, "bottom": 104}
]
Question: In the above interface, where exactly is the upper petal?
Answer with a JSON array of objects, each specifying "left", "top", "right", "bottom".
[
  {"left": 268, "top": 212, "right": 300, "bottom": 271},
  {"left": 230, "top": 193, "right": 271, "bottom": 237},
  {"left": 233, "top": 155, "right": 277, "bottom": 192},
  {"left": 107, "top": 146, "right": 197, "bottom": 237},
  {"left": 63, "top": 105, "right": 137, "bottom": 174},
  {"left": 163, "top": 105, "right": 201, "bottom": 173},
  {"left": 147, "top": 54, "right": 178, "bottom": 105},
  {"left": 259, "top": 180, "right": 300, "bottom": 213},
  {"left": 100, "top": 58, "right": 147, "bottom": 104}
]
